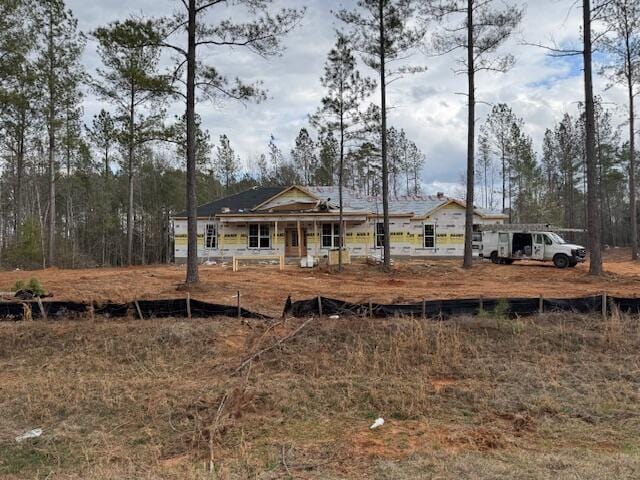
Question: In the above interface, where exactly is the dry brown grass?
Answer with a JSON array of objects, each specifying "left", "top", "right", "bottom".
[{"left": 0, "top": 312, "right": 639, "bottom": 479}]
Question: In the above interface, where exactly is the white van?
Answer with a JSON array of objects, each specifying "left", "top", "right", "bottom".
[{"left": 479, "top": 227, "right": 587, "bottom": 268}]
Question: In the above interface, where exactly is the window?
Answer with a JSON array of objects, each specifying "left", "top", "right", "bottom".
[
  {"left": 321, "top": 223, "right": 341, "bottom": 248},
  {"left": 248, "top": 224, "right": 270, "bottom": 249},
  {"left": 543, "top": 234, "right": 553, "bottom": 246},
  {"left": 424, "top": 224, "right": 436, "bottom": 248},
  {"left": 534, "top": 233, "right": 544, "bottom": 244},
  {"left": 499, "top": 233, "right": 509, "bottom": 243},
  {"left": 472, "top": 224, "right": 482, "bottom": 243},
  {"left": 205, "top": 224, "right": 217, "bottom": 249},
  {"left": 375, "top": 222, "right": 385, "bottom": 247}
]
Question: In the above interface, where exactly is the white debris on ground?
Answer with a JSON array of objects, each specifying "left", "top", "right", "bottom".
[
  {"left": 370, "top": 418, "right": 384, "bottom": 429},
  {"left": 15, "top": 428, "right": 42, "bottom": 442},
  {"left": 329, "top": 315, "right": 340, "bottom": 320}
]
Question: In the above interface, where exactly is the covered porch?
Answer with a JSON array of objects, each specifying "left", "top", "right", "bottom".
[{"left": 217, "top": 213, "right": 369, "bottom": 259}]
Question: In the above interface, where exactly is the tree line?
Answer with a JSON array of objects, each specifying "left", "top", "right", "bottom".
[{"left": 1, "top": 0, "right": 639, "bottom": 281}]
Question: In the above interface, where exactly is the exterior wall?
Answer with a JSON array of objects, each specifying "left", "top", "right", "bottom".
[{"left": 173, "top": 204, "right": 504, "bottom": 261}]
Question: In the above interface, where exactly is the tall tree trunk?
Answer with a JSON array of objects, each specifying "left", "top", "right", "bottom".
[
  {"left": 127, "top": 84, "right": 135, "bottom": 266},
  {"left": 16, "top": 123, "right": 25, "bottom": 240},
  {"left": 338, "top": 102, "right": 344, "bottom": 273},
  {"left": 501, "top": 145, "right": 506, "bottom": 215},
  {"left": 463, "top": 0, "right": 475, "bottom": 269},
  {"left": 185, "top": 0, "right": 200, "bottom": 285},
  {"left": 102, "top": 144, "right": 109, "bottom": 266},
  {"left": 583, "top": 0, "right": 603, "bottom": 275},
  {"left": 47, "top": 12, "right": 56, "bottom": 267},
  {"left": 379, "top": 0, "right": 391, "bottom": 271},
  {"left": 628, "top": 69, "right": 637, "bottom": 259}
]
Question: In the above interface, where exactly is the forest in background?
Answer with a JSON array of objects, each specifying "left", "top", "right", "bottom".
[{"left": 0, "top": 0, "right": 637, "bottom": 270}]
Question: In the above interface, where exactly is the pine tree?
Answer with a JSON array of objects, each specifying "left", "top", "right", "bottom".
[
  {"left": 600, "top": 0, "right": 640, "bottom": 259},
  {"left": 0, "top": 0, "right": 35, "bottom": 240},
  {"left": 483, "top": 104, "right": 521, "bottom": 218},
  {"left": 215, "top": 134, "right": 239, "bottom": 192},
  {"left": 93, "top": 18, "right": 169, "bottom": 266},
  {"left": 405, "top": 138, "right": 425, "bottom": 195},
  {"left": 311, "top": 33, "right": 376, "bottom": 271},
  {"left": 33, "top": 0, "right": 85, "bottom": 267},
  {"left": 427, "top": 0, "right": 523, "bottom": 268},
  {"left": 337, "top": 1, "right": 427, "bottom": 271},
  {"left": 151, "top": 0, "right": 304, "bottom": 286},
  {"left": 316, "top": 130, "right": 339, "bottom": 185},
  {"left": 291, "top": 128, "right": 317, "bottom": 186},
  {"left": 583, "top": 0, "right": 603, "bottom": 274}
]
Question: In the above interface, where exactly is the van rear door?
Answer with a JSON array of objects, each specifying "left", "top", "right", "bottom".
[{"left": 498, "top": 232, "right": 510, "bottom": 258}]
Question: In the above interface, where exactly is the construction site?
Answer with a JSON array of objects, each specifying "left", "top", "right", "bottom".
[{"left": 1, "top": 248, "right": 638, "bottom": 318}]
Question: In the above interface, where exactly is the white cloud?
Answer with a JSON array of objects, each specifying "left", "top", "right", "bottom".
[{"left": 68, "top": 0, "right": 631, "bottom": 194}]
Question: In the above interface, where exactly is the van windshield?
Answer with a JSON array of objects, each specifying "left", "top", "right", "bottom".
[{"left": 547, "top": 232, "right": 566, "bottom": 244}]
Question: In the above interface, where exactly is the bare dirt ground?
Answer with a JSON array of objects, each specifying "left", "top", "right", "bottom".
[
  {"left": 1, "top": 313, "right": 639, "bottom": 479},
  {"left": 1, "top": 249, "right": 640, "bottom": 316}
]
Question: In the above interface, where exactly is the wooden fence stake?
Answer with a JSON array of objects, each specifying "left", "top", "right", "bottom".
[
  {"left": 186, "top": 293, "right": 192, "bottom": 320},
  {"left": 602, "top": 292, "right": 607, "bottom": 320},
  {"left": 317, "top": 296, "right": 323, "bottom": 317},
  {"left": 368, "top": 300, "right": 373, "bottom": 318},
  {"left": 422, "top": 299, "right": 426, "bottom": 320},
  {"left": 479, "top": 296, "right": 483, "bottom": 313},
  {"left": 237, "top": 291, "right": 241, "bottom": 319},
  {"left": 22, "top": 303, "right": 32, "bottom": 322},
  {"left": 36, "top": 297, "right": 47, "bottom": 321},
  {"left": 539, "top": 295, "right": 544, "bottom": 314},
  {"left": 134, "top": 300, "right": 144, "bottom": 321}
]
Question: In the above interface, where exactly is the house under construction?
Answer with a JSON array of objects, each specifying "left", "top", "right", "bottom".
[{"left": 171, "top": 185, "right": 507, "bottom": 262}]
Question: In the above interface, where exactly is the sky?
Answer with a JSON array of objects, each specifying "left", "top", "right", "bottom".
[{"left": 68, "top": 0, "right": 628, "bottom": 197}]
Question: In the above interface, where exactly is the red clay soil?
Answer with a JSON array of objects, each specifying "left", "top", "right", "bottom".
[{"left": 1, "top": 248, "right": 639, "bottom": 316}]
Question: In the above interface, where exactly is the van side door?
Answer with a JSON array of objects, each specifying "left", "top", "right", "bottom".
[{"left": 532, "top": 233, "right": 545, "bottom": 260}]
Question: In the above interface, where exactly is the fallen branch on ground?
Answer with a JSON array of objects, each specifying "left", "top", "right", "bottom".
[{"left": 233, "top": 317, "right": 315, "bottom": 375}]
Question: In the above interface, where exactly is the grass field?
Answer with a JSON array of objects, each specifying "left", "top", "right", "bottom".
[{"left": 1, "top": 309, "right": 639, "bottom": 479}]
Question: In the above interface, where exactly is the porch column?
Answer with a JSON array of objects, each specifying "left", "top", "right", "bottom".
[
  {"left": 219, "top": 221, "right": 225, "bottom": 260},
  {"left": 342, "top": 219, "right": 347, "bottom": 252},
  {"left": 275, "top": 220, "right": 279, "bottom": 255},
  {"left": 297, "top": 220, "right": 302, "bottom": 257},
  {"left": 314, "top": 221, "right": 318, "bottom": 257}
]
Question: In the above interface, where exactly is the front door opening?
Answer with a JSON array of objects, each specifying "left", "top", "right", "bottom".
[{"left": 285, "top": 228, "right": 307, "bottom": 257}]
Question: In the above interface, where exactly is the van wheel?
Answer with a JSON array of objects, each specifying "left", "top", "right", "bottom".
[
  {"left": 553, "top": 254, "right": 570, "bottom": 269},
  {"left": 490, "top": 251, "right": 500, "bottom": 264}
]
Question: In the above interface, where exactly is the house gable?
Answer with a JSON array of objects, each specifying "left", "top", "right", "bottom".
[
  {"left": 417, "top": 199, "right": 505, "bottom": 221},
  {"left": 253, "top": 186, "right": 323, "bottom": 212}
]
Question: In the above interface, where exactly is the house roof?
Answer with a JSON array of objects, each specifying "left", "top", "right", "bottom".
[
  {"left": 306, "top": 186, "right": 449, "bottom": 216},
  {"left": 174, "top": 185, "right": 507, "bottom": 219},
  {"left": 174, "top": 187, "right": 285, "bottom": 217}
]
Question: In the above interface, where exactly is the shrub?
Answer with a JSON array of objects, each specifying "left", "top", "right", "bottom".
[
  {"left": 27, "top": 277, "right": 45, "bottom": 296},
  {"left": 12, "top": 277, "right": 45, "bottom": 296},
  {"left": 4, "top": 218, "right": 43, "bottom": 269}
]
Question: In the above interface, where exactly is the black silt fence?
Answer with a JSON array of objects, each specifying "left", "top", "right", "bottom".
[
  {"left": 287, "top": 295, "right": 640, "bottom": 319},
  {"left": 0, "top": 298, "right": 269, "bottom": 321}
]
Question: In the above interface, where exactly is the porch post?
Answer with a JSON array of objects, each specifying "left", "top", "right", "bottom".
[
  {"left": 219, "top": 221, "right": 225, "bottom": 261},
  {"left": 275, "top": 220, "right": 279, "bottom": 255},
  {"left": 343, "top": 219, "right": 347, "bottom": 253},
  {"left": 297, "top": 220, "right": 302, "bottom": 257},
  {"left": 314, "top": 220, "right": 318, "bottom": 257}
]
